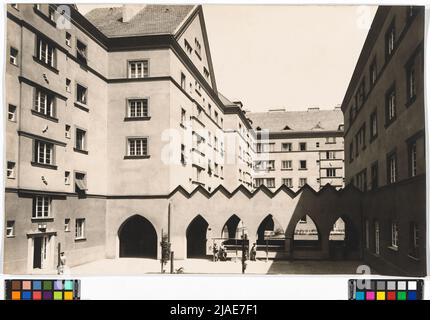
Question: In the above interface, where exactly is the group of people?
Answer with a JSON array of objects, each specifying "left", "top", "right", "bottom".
[{"left": 212, "top": 243, "right": 258, "bottom": 262}]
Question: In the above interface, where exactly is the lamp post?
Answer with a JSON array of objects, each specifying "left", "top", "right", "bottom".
[{"left": 241, "top": 221, "right": 247, "bottom": 274}]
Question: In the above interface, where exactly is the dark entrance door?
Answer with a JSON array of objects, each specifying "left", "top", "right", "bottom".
[
  {"left": 119, "top": 215, "right": 157, "bottom": 258},
  {"left": 186, "top": 215, "right": 209, "bottom": 258},
  {"left": 33, "top": 237, "right": 42, "bottom": 269}
]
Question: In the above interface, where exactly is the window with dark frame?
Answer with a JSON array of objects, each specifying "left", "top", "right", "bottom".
[
  {"left": 76, "top": 84, "right": 87, "bottom": 105},
  {"left": 76, "top": 40, "right": 87, "bottom": 65},
  {"left": 180, "top": 72, "right": 186, "bottom": 89},
  {"left": 10, "top": 47, "right": 18, "bottom": 65},
  {"left": 34, "top": 89, "right": 55, "bottom": 117},
  {"left": 128, "top": 99, "right": 149, "bottom": 118},
  {"left": 75, "top": 218, "right": 85, "bottom": 239},
  {"left": 66, "top": 78, "right": 71, "bottom": 92},
  {"left": 48, "top": 6, "right": 55, "bottom": 22},
  {"left": 65, "top": 171, "right": 70, "bottom": 185},
  {"left": 75, "top": 128, "right": 86, "bottom": 151},
  {"left": 128, "top": 138, "right": 148, "bottom": 157},
  {"left": 75, "top": 172, "right": 87, "bottom": 193},
  {"left": 33, "top": 196, "right": 51, "bottom": 219},
  {"left": 7, "top": 161, "right": 15, "bottom": 179},
  {"left": 385, "top": 85, "right": 396, "bottom": 125},
  {"left": 35, "top": 140, "right": 54, "bottom": 165},
  {"left": 6, "top": 221, "right": 15, "bottom": 237},
  {"left": 385, "top": 21, "right": 395, "bottom": 59},
  {"left": 299, "top": 160, "right": 307, "bottom": 170},
  {"left": 299, "top": 142, "right": 306, "bottom": 151},
  {"left": 37, "top": 37, "right": 55, "bottom": 67},
  {"left": 406, "top": 62, "right": 416, "bottom": 103},
  {"left": 387, "top": 151, "right": 397, "bottom": 184},
  {"left": 299, "top": 178, "right": 307, "bottom": 187},
  {"left": 370, "top": 58, "right": 377, "bottom": 86},
  {"left": 326, "top": 168, "right": 336, "bottom": 177},
  {"left": 409, "top": 140, "right": 417, "bottom": 177},
  {"left": 391, "top": 222, "right": 399, "bottom": 249},
  {"left": 128, "top": 60, "right": 149, "bottom": 78},
  {"left": 282, "top": 178, "right": 293, "bottom": 188},
  {"left": 8, "top": 104, "right": 17, "bottom": 122},
  {"left": 65, "top": 32, "right": 71, "bottom": 47},
  {"left": 370, "top": 110, "right": 378, "bottom": 139}
]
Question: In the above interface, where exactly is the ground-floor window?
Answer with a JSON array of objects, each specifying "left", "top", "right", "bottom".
[
  {"left": 75, "top": 218, "right": 86, "bottom": 240},
  {"left": 33, "top": 196, "right": 51, "bottom": 219},
  {"left": 374, "top": 221, "right": 380, "bottom": 255},
  {"left": 6, "top": 221, "right": 15, "bottom": 237},
  {"left": 391, "top": 222, "right": 399, "bottom": 249}
]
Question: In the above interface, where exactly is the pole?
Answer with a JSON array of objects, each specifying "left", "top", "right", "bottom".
[
  {"left": 57, "top": 243, "right": 61, "bottom": 270},
  {"left": 266, "top": 239, "right": 268, "bottom": 263},
  {"left": 161, "top": 228, "right": 164, "bottom": 273},
  {"left": 170, "top": 251, "right": 174, "bottom": 274},
  {"left": 241, "top": 226, "right": 245, "bottom": 274},
  {"left": 168, "top": 202, "right": 171, "bottom": 244}
]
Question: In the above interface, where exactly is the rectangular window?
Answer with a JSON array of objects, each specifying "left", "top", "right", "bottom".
[
  {"left": 64, "top": 218, "right": 70, "bottom": 232},
  {"left": 76, "top": 84, "right": 87, "bottom": 105},
  {"left": 385, "top": 86, "right": 396, "bottom": 124},
  {"left": 128, "top": 138, "right": 148, "bottom": 156},
  {"left": 75, "top": 172, "right": 87, "bottom": 193},
  {"left": 281, "top": 160, "right": 292, "bottom": 170},
  {"left": 371, "top": 162, "right": 378, "bottom": 190},
  {"left": 65, "top": 124, "right": 71, "bottom": 139},
  {"left": 387, "top": 152, "right": 397, "bottom": 184},
  {"left": 181, "top": 108, "right": 187, "bottom": 126},
  {"left": 76, "top": 40, "right": 87, "bottom": 65},
  {"left": 326, "top": 168, "right": 336, "bottom": 177},
  {"left": 65, "top": 32, "right": 71, "bottom": 47},
  {"left": 181, "top": 144, "right": 186, "bottom": 165},
  {"left": 48, "top": 6, "right": 55, "bottom": 21},
  {"left": 194, "top": 38, "right": 201, "bottom": 56},
  {"left": 406, "top": 63, "right": 416, "bottom": 102},
  {"left": 75, "top": 218, "right": 85, "bottom": 239},
  {"left": 254, "top": 178, "right": 264, "bottom": 188},
  {"left": 33, "top": 196, "right": 51, "bottom": 219},
  {"left": 6, "top": 221, "right": 15, "bottom": 237},
  {"left": 128, "top": 99, "right": 149, "bottom": 118},
  {"left": 64, "top": 171, "right": 70, "bottom": 185},
  {"left": 266, "top": 178, "right": 275, "bottom": 188},
  {"left": 299, "top": 142, "right": 306, "bottom": 151},
  {"left": 282, "top": 178, "right": 293, "bottom": 188},
  {"left": 385, "top": 22, "right": 395, "bottom": 58},
  {"left": 282, "top": 143, "right": 292, "bottom": 151},
  {"left": 184, "top": 39, "right": 192, "bottom": 54},
  {"left": 66, "top": 78, "right": 71, "bottom": 92},
  {"left": 375, "top": 221, "right": 380, "bottom": 255},
  {"left": 37, "top": 37, "right": 55, "bottom": 67},
  {"left": 215, "top": 111, "right": 219, "bottom": 124},
  {"left": 409, "top": 141, "right": 417, "bottom": 177},
  {"left": 7, "top": 161, "right": 16, "bottom": 179},
  {"left": 8, "top": 104, "right": 17, "bottom": 122},
  {"left": 316, "top": 142, "right": 320, "bottom": 148},
  {"left": 180, "top": 72, "right": 186, "bottom": 89},
  {"left": 10, "top": 47, "right": 18, "bottom": 65},
  {"left": 35, "top": 140, "right": 54, "bottom": 165},
  {"left": 299, "top": 160, "right": 307, "bottom": 170},
  {"left": 204, "top": 67, "right": 209, "bottom": 78},
  {"left": 75, "top": 128, "right": 87, "bottom": 151},
  {"left": 326, "top": 151, "right": 336, "bottom": 159},
  {"left": 391, "top": 222, "right": 399, "bottom": 249},
  {"left": 129, "top": 60, "right": 149, "bottom": 78},
  {"left": 299, "top": 178, "right": 307, "bottom": 187},
  {"left": 370, "top": 111, "right": 378, "bottom": 139},
  {"left": 370, "top": 58, "right": 377, "bottom": 86},
  {"left": 34, "top": 89, "right": 54, "bottom": 117},
  {"left": 365, "top": 220, "right": 370, "bottom": 249}
]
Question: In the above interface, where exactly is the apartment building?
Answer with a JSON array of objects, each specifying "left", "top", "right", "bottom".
[
  {"left": 342, "top": 6, "right": 426, "bottom": 275},
  {"left": 248, "top": 108, "right": 344, "bottom": 192}
]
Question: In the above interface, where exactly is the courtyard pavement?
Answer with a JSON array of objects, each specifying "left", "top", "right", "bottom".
[{"left": 69, "top": 258, "right": 366, "bottom": 275}]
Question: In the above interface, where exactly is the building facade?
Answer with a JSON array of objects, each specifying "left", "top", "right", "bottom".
[
  {"left": 248, "top": 108, "right": 345, "bottom": 192},
  {"left": 342, "top": 6, "right": 426, "bottom": 276}
]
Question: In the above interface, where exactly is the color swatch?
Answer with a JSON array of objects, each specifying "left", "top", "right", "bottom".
[
  {"left": 5, "top": 280, "right": 80, "bottom": 300},
  {"left": 349, "top": 279, "right": 423, "bottom": 300}
]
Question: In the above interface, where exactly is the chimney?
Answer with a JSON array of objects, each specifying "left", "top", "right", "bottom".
[{"left": 122, "top": 4, "right": 146, "bottom": 23}]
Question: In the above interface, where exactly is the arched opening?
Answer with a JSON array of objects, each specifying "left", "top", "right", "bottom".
[
  {"left": 256, "top": 215, "right": 285, "bottom": 257},
  {"left": 118, "top": 215, "right": 157, "bottom": 258},
  {"left": 221, "top": 215, "right": 248, "bottom": 257},
  {"left": 329, "top": 216, "right": 359, "bottom": 260},
  {"left": 293, "top": 215, "right": 320, "bottom": 249},
  {"left": 186, "top": 215, "right": 209, "bottom": 258}
]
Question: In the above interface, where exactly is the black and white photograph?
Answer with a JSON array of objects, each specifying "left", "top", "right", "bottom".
[{"left": 2, "top": 2, "right": 426, "bottom": 280}]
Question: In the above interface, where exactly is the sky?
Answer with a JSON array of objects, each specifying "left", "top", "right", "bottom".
[{"left": 77, "top": 4, "right": 377, "bottom": 112}]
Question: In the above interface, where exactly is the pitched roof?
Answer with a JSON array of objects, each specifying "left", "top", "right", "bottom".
[
  {"left": 84, "top": 5, "right": 195, "bottom": 37},
  {"left": 218, "top": 92, "right": 236, "bottom": 107},
  {"left": 247, "top": 109, "right": 343, "bottom": 132}
]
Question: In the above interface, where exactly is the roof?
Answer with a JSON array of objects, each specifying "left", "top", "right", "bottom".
[
  {"left": 84, "top": 5, "right": 195, "bottom": 37},
  {"left": 247, "top": 109, "right": 344, "bottom": 132},
  {"left": 218, "top": 92, "right": 236, "bottom": 107}
]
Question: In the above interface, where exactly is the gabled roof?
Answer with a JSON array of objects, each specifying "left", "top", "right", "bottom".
[
  {"left": 84, "top": 5, "right": 195, "bottom": 37},
  {"left": 247, "top": 109, "right": 343, "bottom": 132}
]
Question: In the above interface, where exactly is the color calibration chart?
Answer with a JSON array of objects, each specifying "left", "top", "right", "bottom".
[
  {"left": 349, "top": 279, "right": 423, "bottom": 300},
  {"left": 5, "top": 279, "right": 80, "bottom": 300}
]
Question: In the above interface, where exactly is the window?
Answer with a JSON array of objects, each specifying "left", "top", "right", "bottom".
[
  {"left": 48, "top": 6, "right": 55, "bottom": 21},
  {"left": 356, "top": 169, "right": 367, "bottom": 192},
  {"left": 220, "top": 166, "right": 224, "bottom": 176},
  {"left": 6, "top": 221, "right": 15, "bottom": 237},
  {"left": 391, "top": 222, "right": 399, "bottom": 249},
  {"left": 385, "top": 21, "right": 395, "bottom": 58},
  {"left": 299, "top": 160, "right": 307, "bottom": 170},
  {"left": 406, "top": 63, "right": 416, "bottom": 103},
  {"left": 66, "top": 78, "right": 71, "bottom": 92},
  {"left": 128, "top": 99, "right": 149, "bottom": 118},
  {"left": 35, "top": 140, "right": 53, "bottom": 165},
  {"left": 282, "top": 178, "right": 292, "bottom": 188},
  {"left": 128, "top": 60, "right": 149, "bottom": 78},
  {"left": 387, "top": 152, "right": 397, "bottom": 184},
  {"left": 326, "top": 137, "right": 336, "bottom": 144},
  {"left": 215, "top": 111, "right": 219, "bottom": 124},
  {"left": 128, "top": 138, "right": 148, "bottom": 156},
  {"left": 75, "top": 172, "right": 87, "bottom": 193},
  {"left": 195, "top": 167, "right": 202, "bottom": 183},
  {"left": 370, "top": 111, "right": 378, "bottom": 139},
  {"left": 64, "top": 218, "right": 70, "bottom": 232},
  {"left": 180, "top": 72, "right": 186, "bottom": 89},
  {"left": 76, "top": 40, "right": 87, "bottom": 65},
  {"left": 33, "top": 196, "right": 51, "bottom": 219},
  {"left": 63, "top": 171, "right": 70, "bottom": 185},
  {"left": 10, "top": 47, "right": 18, "bottom": 65},
  {"left": 37, "top": 38, "right": 55, "bottom": 67},
  {"left": 409, "top": 222, "right": 419, "bottom": 257},
  {"left": 65, "top": 32, "right": 71, "bottom": 47},
  {"left": 8, "top": 104, "right": 17, "bottom": 121},
  {"left": 76, "top": 84, "right": 87, "bottom": 105},
  {"left": 208, "top": 104, "right": 212, "bottom": 117},
  {"left": 299, "top": 142, "right": 306, "bottom": 151},
  {"left": 194, "top": 38, "right": 201, "bottom": 57},
  {"left": 184, "top": 39, "right": 192, "bottom": 54},
  {"left": 282, "top": 143, "right": 292, "bottom": 152},
  {"left": 282, "top": 160, "right": 292, "bottom": 170},
  {"left": 371, "top": 162, "right": 378, "bottom": 190},
  {"left": 204, "top": 67, "right": 209, "bottom": 79},
  {"left": 221, "top": 118, "right": 223, "bottom": 129},
  {"left": 375, "top": 221, "right": 380, "bottom": 255},
  {"left": 181, "top": 108, "right": 187, "bottom": 126},
  {"left": 34, "top": 89, "right": 55, "bottom": 117},
  {"left": 75, "top": 128, "right": 86, "bottom": 151},
  {"left": 35, "top": 4, "right": 41, "bottom": 10},
  {"left": 365, "top": 220, "right": 370, "bottom": 249},
  {"left": 254, "top": 178, "right": 264, "bottom": 188},
  {"left": 409, "top": 141, "right": 417, "bottom": 177},
  {"left": 75, "top": 218, "right": 85, "bottom": 239},
  {"left": 7, "top": 161, "right": 15, "bottom": 179},
  {"left": 385, "top": 86, "right": 396, "bottom": 124},
  {"left": 181, "top": 144, "right": 186, "bottom": 165},
  {"left": 326, "top": 151, "right": 336, "bottom": 159},
  {"left": 370, "top": 58, "right": 377, "bottom": 86},
  {"left": 316, "top": 142, "right": 320, "bottom": 148},
  {"left": 266, "top": 178, "right": 275, "bottom": 188},
  {"left": 326, "top": 168, "right": 336, "bottom": 177},
  {"left": 64, "top": 124, "right": 71, "bottom": 139},
  {"left": 299, "top": 178, "right": 307, "bottom": 187}
]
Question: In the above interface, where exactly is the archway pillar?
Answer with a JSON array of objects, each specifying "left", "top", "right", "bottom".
[{"left": 284, "top": 237, "right": 293, "bottom": 260}]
